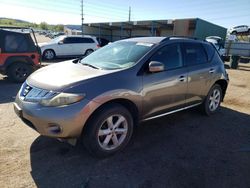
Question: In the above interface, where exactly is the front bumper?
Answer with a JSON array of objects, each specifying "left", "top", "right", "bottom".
[{"left": 14, "top": 93, "right": 100, "bottom": 138}]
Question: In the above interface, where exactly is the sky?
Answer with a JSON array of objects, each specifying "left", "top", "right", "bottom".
[{"left": 0, "top": 0, "right": 249, "bottom": 28}]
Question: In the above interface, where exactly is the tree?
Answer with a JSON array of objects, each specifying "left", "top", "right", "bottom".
[
  {"left": 39, "top": 22, "right": 48, "bottom": 30},
  {"left": 54, "top": 24, "right": 64, "bottom": 32}
]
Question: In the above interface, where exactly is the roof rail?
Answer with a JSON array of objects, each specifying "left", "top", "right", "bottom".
[
  {"left": 161, "top": 35, "right": 199, "bottom": 43},
  {"left": 0, "top": 26, "right": 33, "bottom": 30}
]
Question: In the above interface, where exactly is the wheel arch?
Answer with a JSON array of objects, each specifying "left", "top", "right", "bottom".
[
  {"left": 84, "top": 49, "right": 94, "bottom": 55},
  {"left": 81, "top": 98, "right": 139, "bottom": 136},
  {"left": 42, "top": 49, "right": 56, "bottom": 57},
  {"left": 4, "top": 56, "right": 34, "bottom": 74},
  {"left": 214, "top": 79, "right": 228, "bottom": 101}
]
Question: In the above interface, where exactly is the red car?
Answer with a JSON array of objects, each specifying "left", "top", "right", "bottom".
[{"left": 0, "top": 27, "right": 41, "bottom": 82}]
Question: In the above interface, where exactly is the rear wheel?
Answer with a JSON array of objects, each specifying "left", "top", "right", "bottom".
[
  {"left": 202, "top": 84, "right": 222, "bottom": 115},
  {"left": 43, "top": 49, "right": 55, "bottom": 60},
  {"left": 82, "top": 104, "right": 134, "bottom": 158},
  {"left": 84, "top": 49, "right": 93, "bottom": 56},
  {"left": 7, "top": 63, "right": 33, "bottom": 83}
]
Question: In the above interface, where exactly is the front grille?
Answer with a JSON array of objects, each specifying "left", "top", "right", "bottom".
[{"left": 20, "top": 82, "right": 58, "bottom": 102}]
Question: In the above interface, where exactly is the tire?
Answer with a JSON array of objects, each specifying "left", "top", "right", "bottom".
[
  {"left": 43, "top": 49, "right": 55, "bottom": 60},
  {"left": 82, "top": 103, "right": 134, "bottom": 158},
  {"left": 202, "top": 84, "right": 222, "bottom": 116},
  {"left": 7, "top": 63, "right": 33, "bottom": 83},
  {"left": 84, "top": 49, "right": 93, "bottom": 56}
]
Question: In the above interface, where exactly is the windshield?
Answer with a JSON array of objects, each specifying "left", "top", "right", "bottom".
[{"left": 80, "top": 41, "right": 153, "bottom": 70}]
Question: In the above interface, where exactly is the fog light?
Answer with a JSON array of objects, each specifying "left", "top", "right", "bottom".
[{"left": 48, "top": 124, "right": 62, "bottom": 134}]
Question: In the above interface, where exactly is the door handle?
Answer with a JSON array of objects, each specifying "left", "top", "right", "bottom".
[
  {"left": 209, "top": 69, "right": 215, "bottom": 74},
  {"left": 179, "top": 75, "right": 185, "bottom": 82}
]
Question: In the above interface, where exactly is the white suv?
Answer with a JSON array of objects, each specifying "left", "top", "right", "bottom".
[
  {"left": 229, "top": 25, "right": 250, "bottom": 35},
  {"left": 39, "top": 35, "right": 99, "bottom": 60}
]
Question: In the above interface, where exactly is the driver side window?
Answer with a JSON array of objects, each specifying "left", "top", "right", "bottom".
[{"left": 150, "top": 44, "right": 183, "bottom": 70}]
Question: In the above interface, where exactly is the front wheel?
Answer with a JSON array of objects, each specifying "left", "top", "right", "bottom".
[
  {"left": 43, "top": 49, "right": 55, "bottom": 60},
  {"left": 82, "top": 104, "right": 134, "bottom": 158},
  {"left": 202, "top": 84, "right": 222, "bottom": 115}
]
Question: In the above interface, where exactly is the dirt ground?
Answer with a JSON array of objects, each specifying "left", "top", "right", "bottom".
[
  {"left": 34, "top": 34, "right": 51, "bottom": 43},
  {"left": 0, "top": 62, "right": 250, "bottom": 188}
]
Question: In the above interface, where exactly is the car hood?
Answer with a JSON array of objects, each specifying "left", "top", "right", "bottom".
[
  {"left": 27, "top": 60, "right": 114, "bottom": 91},
  {"left": 38, "top": 42, "right": 49, "bottom": 47}
]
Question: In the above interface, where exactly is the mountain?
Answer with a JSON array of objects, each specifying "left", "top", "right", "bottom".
[{"left": 0, "top": 17, "right": 31, "bottom": 24}]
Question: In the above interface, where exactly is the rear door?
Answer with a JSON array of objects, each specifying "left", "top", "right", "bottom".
[
  {"left": 142, "top": 43, "right": 188, "bottom": 119},
  {"left": 77, "top": 37, "right": 96, "bottom": 55},
  {"left": 182, "top": 42, "right": 214, "bottom": 106}
]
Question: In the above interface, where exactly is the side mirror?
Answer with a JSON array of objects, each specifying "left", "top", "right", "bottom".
[
  {"left": 58, "top": 41, "right": 63, "bottom": 45},
  {"left": 149, "top": 61, "right": 164, "bottom": 73}
]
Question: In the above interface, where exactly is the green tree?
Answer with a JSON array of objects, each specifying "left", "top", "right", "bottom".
[
  {"left": 55, "top": 24, "right": 64, "bottom": 32},
  {"left": 39, "top": 22, "right": 48, "bottom": 30}
]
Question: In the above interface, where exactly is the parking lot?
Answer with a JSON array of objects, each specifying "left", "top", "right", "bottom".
[{"left": 0, "top": 62, "right": 250, "bottom": 188}]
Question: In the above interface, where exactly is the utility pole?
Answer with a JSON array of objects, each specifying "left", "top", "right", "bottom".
[
  {"left": 81, "top": 0, "right": 84, "bottom": 35},
  {"left": 128, "top": 6, "right": 131, "bottom": 22}
]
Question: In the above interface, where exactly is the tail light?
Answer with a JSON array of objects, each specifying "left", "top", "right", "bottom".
[{"left": 97, "top": 44, "right": 100, "bottom": 48}]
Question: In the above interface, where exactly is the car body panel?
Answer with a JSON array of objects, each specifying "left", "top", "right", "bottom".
[
  {"left": 186, "top": 63, "right": 214, "bottom": 105},
  {"left": 142, "top": 67, "right": 188, "bottom": 119},
  {"left": 27, "top": 60, "right": 114, "bottom": 91}
]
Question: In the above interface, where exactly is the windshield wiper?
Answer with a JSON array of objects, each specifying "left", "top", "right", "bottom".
[{"left": 81, "top": 63, "right": 99, "bottom": 69}]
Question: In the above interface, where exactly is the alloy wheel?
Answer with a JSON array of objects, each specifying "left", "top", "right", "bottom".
[
  {"left": 44, "top": 50, "right": 54, "bottom": 60},
  {"left": 208, "top": 88, "right": 221, "bottom": 111},
  {"left": 15, "top": 67, "right": 28, "bottom": 79},
  {"left": 97, "top": 114, "right": 128, "bottom": 151}
]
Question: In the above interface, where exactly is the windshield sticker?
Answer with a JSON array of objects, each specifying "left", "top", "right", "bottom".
[{"left": 136, "top": 42, "right": 153, "bottom": 47}]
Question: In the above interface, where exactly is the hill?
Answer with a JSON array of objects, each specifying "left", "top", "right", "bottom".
[{"left": 0, "top": 18, "right": 64, "bottom": 31}]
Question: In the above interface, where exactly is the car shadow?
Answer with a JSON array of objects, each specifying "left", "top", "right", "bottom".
[
  {"left": 30, "top": 107, "right": 250, "bottom": 188},
  {"left": 0, "top": 76, "right": 22, "bottom": 104}
]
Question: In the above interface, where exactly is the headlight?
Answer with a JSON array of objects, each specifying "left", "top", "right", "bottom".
[{"left": 40, "top": 93, "right": 85, "bottom": 107}]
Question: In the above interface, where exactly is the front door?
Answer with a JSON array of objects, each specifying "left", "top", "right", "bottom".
[
  {"left": 142, "top": 43, "right": 188, "bottom": 119},
  {"left": 56, "top": 37, "right": 74, "bottom": 56}
]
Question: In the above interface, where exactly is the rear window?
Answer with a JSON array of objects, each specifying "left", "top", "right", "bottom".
[
  {"left": 63, "top": 37, "right": 95, "bottom": 44},
  {"left": 203, "top": 43, "right": 215, "bottom": 62},
  {"left": 4, "top": 34, "right": 28, "bottom": 52},
  {"left": 79, "top": 38, "right": 95, "bottom": 43},
  {"left": 183, "top": 43, "right": 207, "bottom": 66}
]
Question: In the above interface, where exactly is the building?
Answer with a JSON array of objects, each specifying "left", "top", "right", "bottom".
[{"left": 64, "top": 18, "right": 227, "bottom": 42}]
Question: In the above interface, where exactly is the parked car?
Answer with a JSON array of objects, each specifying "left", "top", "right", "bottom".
[
  {"left": 14, "top": 36, "right": 229, "bottom": 157},
  {"left": 0, "top": 27, "right": 41, "bottom": 82},
  {"left": 205, "top": 36, "right": 227, "bottom": 60},
  {"left": 229, "top": 25, "right": 250, "bottom": 35},
  {"left": 51, "top": 32, "right": 65, "bottom": 39},
  {"left": 39, "top": 35, "right": 99, "bottom": 60},
  {"left": 96, "top": 37, "right": 110, "bottom": 47}
]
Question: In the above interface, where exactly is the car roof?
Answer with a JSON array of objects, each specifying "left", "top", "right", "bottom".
[
  {"left": 65, "top": 35, "right": 95, "bottom": 38},
  {"left": 121, "top": 37, "right": 166, "bottom": 44},
  {"left": 120, "top": 36, "right": 207, "bottom": 45}
]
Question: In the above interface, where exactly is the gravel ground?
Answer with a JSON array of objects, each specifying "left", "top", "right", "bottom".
[{"left": 0, "top": 63, "right": 250, "bottom": 188}]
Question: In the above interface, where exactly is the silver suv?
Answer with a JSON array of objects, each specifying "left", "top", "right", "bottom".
[{"left": 14, "top": 37, "right": 229, "bottom": 157}]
